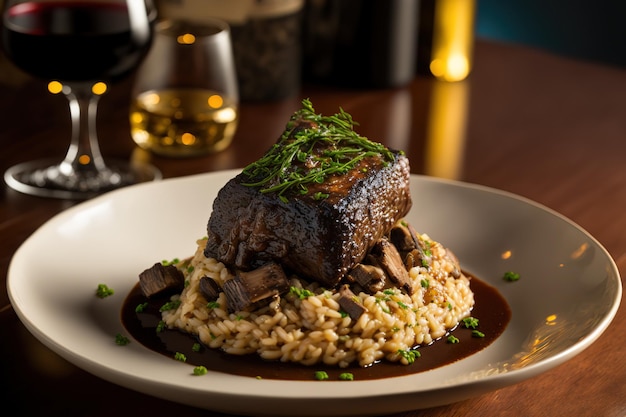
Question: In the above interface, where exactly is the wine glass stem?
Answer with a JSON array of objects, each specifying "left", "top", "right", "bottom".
[{"left": 60, "top": 83, "right": 107, "bottom": 177}]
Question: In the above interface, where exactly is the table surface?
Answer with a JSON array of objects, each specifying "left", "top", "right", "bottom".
[{"left": 1, "top": 39, "right": 625, "bottom": 416}]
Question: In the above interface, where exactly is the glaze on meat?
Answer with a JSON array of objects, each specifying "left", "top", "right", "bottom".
[{"left": 204, "top": 103, "right": 412, "bottom": 288}]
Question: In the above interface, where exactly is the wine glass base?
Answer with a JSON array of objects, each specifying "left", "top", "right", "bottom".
[{"left": 4, "top": 158, "right": 162, "bottom": 200}]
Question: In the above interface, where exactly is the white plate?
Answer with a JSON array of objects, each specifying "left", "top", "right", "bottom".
[{"left": 8, "top": 171, "right": 622, "bottom": 416}]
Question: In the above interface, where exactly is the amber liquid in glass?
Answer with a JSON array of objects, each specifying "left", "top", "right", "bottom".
[{"left": 130, "top": 88, "right": 238, "bottom": 157}]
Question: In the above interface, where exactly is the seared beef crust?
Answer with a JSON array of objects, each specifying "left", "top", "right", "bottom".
[{"left": 204, "top": 152, "right": 411, "bottom": 288}]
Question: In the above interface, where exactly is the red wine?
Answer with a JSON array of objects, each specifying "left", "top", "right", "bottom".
[{"left": 1, "top": 1, "right": 153, "bottom": 82}]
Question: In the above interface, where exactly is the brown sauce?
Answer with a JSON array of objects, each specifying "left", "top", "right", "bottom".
[{"left": 121, "top": 275, "right": 511, "bottom": 381}]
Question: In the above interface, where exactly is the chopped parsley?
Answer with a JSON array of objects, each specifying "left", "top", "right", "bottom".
[
  {"left": 193, "top": 366, "right": 208, "bottom": 376},
  {"left": 156, "top": 320, "right": 166, "bottom": 333},
  {"left": 314, "top": 371, "right": 329, "bottom": 381},
  {"left": 447, "top": 335, "right": 460, "bottom": 344},
  {"left": 135, "top": 302, "right": 149, "bottom": 313},
  {"left": 460, "top": 317, "right": 485, "bottom": 337},
  {"left": 159, "top": 299, "right": 181, "bottom": 312},
  {"left": 461, "top": 316, "right": 479, "bottom": 329},
  {"left": 161, "top": 258, "right": 180, "bottom": 266},
  {"left": 376, "top": 294, "right": 391, "bottom": 303},
  {"left": 397, "top": 349, "right": 421, "bottom": 364},
  {"left": 192, "top": 343, "right": 201, "bottom": 352},
  {"left": 339, "top": 372, "right": 354, "bottom": 381},
  {"left": 290, "top": 286, "right": 314, "bottom": 299},
  {"left": 115, "top": 333, "right": 130, "bottom": 346},
  {"left": 423, "top": 241, "right": 432, "bottom": 257},
  {"left": 174, "top": 352, "right": 187, "bottom": 362},
  {"left": 207, "top": 301, "right": 221, "bottom": 309},
  {"left": 376, "top": 299, "right": 391, "bottom": 314},
  {"left": 503, "top": 271, "right": 521, "bottom": 282},
  {"left": 96, "top": 283, "right": 114, "bottom": 298}
]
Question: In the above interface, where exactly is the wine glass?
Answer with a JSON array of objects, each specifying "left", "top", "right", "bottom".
[
  {"left": 1, "top": 0, "right": 161, "bottom": 199},
  {"left": 130, "top": 18, "right": 239, "bottom": 157}
]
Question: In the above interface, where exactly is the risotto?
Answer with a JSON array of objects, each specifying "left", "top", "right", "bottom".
[{"left": 160, "top": 230, "right": 474, "bottom": 368}]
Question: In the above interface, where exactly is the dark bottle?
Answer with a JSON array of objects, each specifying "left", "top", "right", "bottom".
[{"left": 301, "top": 0, "right": 419, "bottom": 88}]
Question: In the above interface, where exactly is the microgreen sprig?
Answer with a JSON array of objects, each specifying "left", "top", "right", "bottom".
[{"left": 241, "top": 99, "right": 395, "bottom": 202}]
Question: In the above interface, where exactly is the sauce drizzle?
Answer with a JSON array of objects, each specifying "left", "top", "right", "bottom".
[{"left": 121, "top": 274, "right": 510, "bottom": 381}]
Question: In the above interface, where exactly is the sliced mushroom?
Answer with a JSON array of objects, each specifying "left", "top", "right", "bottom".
[
  {"left": 138, "top": 262, "right": 185, "bottom": 298},
  {"left": 370, "top": 238, "right": 413, "bottom": 295},
  {"left": 337, "top": 284, "right": 366, "bottom": 320},
  {"left": 390, "top": 223, "right": 432, "bottom": 270},
  {"left": 223, "top": 262, "right": 289, "bottom": 312},
  {"left": 347, "top": 263, "right": 386, "bottom": 293},
  {"left": 199, "top": 276, "right": 222, "bottom": 301},
  {"left": 389, "top": 223, "right": 416, "bottom": 251},
  {"left": 405, "top": 248, "right": 425, "bottom": 270}
]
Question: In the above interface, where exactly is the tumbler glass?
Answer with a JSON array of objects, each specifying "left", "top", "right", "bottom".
[{"left": 130, "top": 18, "right": 239, "bottom": 157}]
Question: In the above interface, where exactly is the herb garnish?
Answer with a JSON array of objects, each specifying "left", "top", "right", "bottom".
[
  {"left": 115, "top": 333, "right": 130, "bottom": 346},
  {"left": 159, "top": 299, "right": 181, "bottom": 312},
  {"left": 193, "top": 366, "right": 208, "bottom": 376},
  {"left": 503, "top": 271, "right": 521, "bottom": 282},
  {"left": 397, "top": 349, "right": 421, "bottom": 364},
  {"left": 241, "top": 99, "right": 395, "bottom": 203},
  {"left": 96, "top": 283, "right": 114, "bottom": 298},
  {"left": 156, "top": 320, "right": 166, "bottom": 333},
  {"left": 290, "top": 286, "right": 314, "bottom": 299},
  {"left": 461, "top": 316, "right": 479, "bottom": 329},
  {"left": 161, "top": 258, "right": 180, "bottom": 266},
  {"left": 314, "top": 371, "right": 329, "bottom": 381},
  {"left": 472, "top": 330, "right": 485, "bottom": 338}
]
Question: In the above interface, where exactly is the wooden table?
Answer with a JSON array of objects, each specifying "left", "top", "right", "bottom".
[{"left": 1, "top": 39, "right": 624, "bottom": 416}]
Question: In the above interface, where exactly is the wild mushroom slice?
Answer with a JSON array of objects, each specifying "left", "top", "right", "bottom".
[
  {"left": 371, "top": 239, "right": 413, "bottom": 295},
  {"left": 338, "top": 284, "right": 366, "bottom": 320},
  {"left": 138, "top": 262, "right": 185, "bottom": 298},
  {"left": 223, "top": 262, "right": 289, "bottom": 312},
  {"left": 347, "top": 263, "right": 386, "bottom": 294},
  {"left": 389, "top": 223, "right": 416, "bottom": 251},
  {"left": 199, "top": 276, "right": 222, "bottom": 301},
  {"left": 404, "top": 248, "right": 425, "bottom": 270}
]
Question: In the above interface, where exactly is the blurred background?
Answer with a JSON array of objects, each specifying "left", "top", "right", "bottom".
[
  {"left": 152, "top": 0, "right": 626, "bottom": 101},
  {"left": 476, "top": 0, "right": 626, "bottom": 68},
  {"left": 3, "top": 0, "right": 626, "bottom": 94}
]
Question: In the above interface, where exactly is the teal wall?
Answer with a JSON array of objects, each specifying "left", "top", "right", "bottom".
[{"left": 475, "top": 0, "right": 626, "bottom": 67}]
